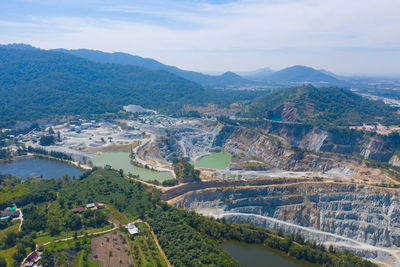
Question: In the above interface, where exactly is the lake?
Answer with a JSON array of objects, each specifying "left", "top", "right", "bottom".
[
  {"left": 92, "top": 151, "right": 173, "bottom": 182},
  {"left": 194, "top": 152, "right": 232, "bottom": 170},
  {"left": 0, "top": 158, "right": 84, "bottom": 179},
  {"left": 220, "top": 240, "right": 316, "bottom": 267}
]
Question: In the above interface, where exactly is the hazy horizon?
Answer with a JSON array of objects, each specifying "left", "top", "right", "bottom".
[{"left": 1, "top": 0, "right": 399, "bottom": 76}]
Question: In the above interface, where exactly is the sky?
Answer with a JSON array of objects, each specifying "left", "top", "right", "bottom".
[{"left": 1, "top": 0, "right": 400, "bottom": 75}]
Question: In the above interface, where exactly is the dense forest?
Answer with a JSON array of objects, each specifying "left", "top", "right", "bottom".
[
  {"left": 0, "top": 47, "right": 201, "bottom": 127},
  {"left": 0, "top": 47, "right": 262, "bottom": 128},
  {"left": 246, "top": 85, "right": 400, "bottom": 128},
  {"left": 149, "top": 205, "right": 377, "bottom": 267},
  {"left": 0, "top": 168, "right": 378, "bottom": 266}
]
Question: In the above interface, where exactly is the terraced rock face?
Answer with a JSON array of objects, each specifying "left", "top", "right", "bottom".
[
  {"left": 219, "top": 122, "right": 399, "bottom": 163},
  {"left": 218, "top": 126, "right": 397, "bottom": 184},
  {"left": 157, "top": 119, "right": 221, "bottom": 161},
  {"left": 170, "top": 182, "right": 400, "bottom": 266}
]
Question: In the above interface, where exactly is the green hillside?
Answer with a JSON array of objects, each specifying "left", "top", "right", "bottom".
[
  {"left": 52, "top": 48, "right": 254, "bottom": 87},
  {"left": 0, "top": 47, "right": 263, "bottom": 128},
  {"left": 0, "top": 47, "right": 209, "bottom": 127},
  {"left": 246, "top": 85, "right": 400, "bottom": 128}
]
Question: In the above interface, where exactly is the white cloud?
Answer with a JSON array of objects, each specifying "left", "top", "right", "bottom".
[{"left": 0, "top": 0, "right": 399, "bottom": 75}]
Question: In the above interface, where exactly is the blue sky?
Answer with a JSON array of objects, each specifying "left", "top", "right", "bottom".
[{"left": 1, "top": 0, "right": 400, "bottom": 75}]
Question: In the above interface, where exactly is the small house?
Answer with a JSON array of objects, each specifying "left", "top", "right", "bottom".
[
  {"left": 25, "top": 251, "right": 41, "bottom": 267},
  {"left": 0, "top": 216, "right": 11, "bottom": 221},
  {"left": 95, "top": 203, "right": 105, "bottom": 209},
  {"left": 86, "top": 203, "right": 97, "bottom": 210},
  {"left": 1, "top": 209, "right": 20, "bottom": 218},
  {"left": 125, "top": 223, "right": 139, "bottom": 235}
]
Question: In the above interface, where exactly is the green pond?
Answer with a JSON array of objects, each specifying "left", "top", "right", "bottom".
[
  {"left": 92, "top": 152, "right": 173, "bottom": 182},
  {"left": 220, "top": 240, "right": 317, "bottom": 267},
  {"left": 193, "top": 152, "right": 232, "bottom": 170},
  {"left": 269, "top": 117, "right": 283, "bottom": 122}
]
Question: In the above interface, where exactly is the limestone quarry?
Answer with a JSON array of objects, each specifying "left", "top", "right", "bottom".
[
  {"left": 169, "top": 181, "right": 400, "bottom": 266},
  {"left": 23, "top": 113, "right": 400, "bottom": 266}
]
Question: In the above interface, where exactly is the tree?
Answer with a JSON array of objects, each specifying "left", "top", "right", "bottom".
[
  {"left": 48, "top": 220, "right": 60, "bottom": 236},
  {"left": 74, "top": 240, "right": 81, "bottom": 251},
  {"left": 66, "top": 214, "right": 82, "bottom": 230},
  {"left": 39, "top": 135, "right": 55, "bottom": 146},
  {"left": 0, "top": 256, "right": 6, "bottom": 267},
  {"left": 3, "top": 231, "right": 17, "bottom": 248},
  {"left": 40, "top": 248, "right": 54, "bottom": 266},
  {"left": 0, "top": 148, "right": 11, "bottom": 160},
  {"left": 12, "top": 243, "right": 26, "bottom": 263}
]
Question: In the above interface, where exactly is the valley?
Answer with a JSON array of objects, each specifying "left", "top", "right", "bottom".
[{"left": 0, "top": 45, "right": 399, "bottom": 267}]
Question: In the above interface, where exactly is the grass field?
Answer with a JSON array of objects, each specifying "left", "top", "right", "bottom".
[
  {"left": 0, "top": 223, "right": 20, "bottom": 266},
  {"left": 0, "top": 183, "right": 29, "bottom": 205},
  {"left": 35, "top": 223, "right": 113, "bottom": 246},
  {"left": 105, "top": 205, "right": 131, "bottom": 225}
]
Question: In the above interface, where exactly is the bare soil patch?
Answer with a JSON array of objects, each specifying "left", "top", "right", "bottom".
[
  {"left": 90, "top": 231, "right": 134, "bottom": 267},
  {"left": 84, "top": 141, "right": 140, "bottom": 153}
]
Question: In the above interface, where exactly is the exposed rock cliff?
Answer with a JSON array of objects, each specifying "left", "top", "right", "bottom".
[
  {"left": 227, "top": 121, "right": 399, "bottom": 163},
  {"left": 390, "top": 155, "right": 400, "bottom": 167},
  {"left": 171, "top": 182, "right": 400, "bottom": 266},
  {"left": 217, "top": 126, "right": 396, "bottom": 184},
  {"left": 269, "top": 103, "right": 297, "bottom": 122}
]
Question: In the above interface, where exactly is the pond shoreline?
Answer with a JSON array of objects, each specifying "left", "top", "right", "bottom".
[
  {"left": 220, "top": 239, "right": 318, "bottom": 267},
  {"left": 92, "top": 151, "right": 173, "bottom": 182},
  {"left": 0, "top": 157, "right": 85, "bottom": 179}
]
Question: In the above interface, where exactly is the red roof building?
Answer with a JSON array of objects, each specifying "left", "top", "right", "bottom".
[{"left": 25, "top": 251, "right": 41, "bottom": 267}]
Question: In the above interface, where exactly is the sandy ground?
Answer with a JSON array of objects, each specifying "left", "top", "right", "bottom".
[{"left": 90, "top": 231, "right": 134, "bottom": 267}]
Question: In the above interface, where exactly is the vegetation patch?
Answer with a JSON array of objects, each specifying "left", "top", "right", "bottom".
[{"left": 127, "top": 222, "right": 168, "bottom": 267}]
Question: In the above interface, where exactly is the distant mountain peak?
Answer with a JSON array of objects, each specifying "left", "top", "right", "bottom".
[
  {"left": 220, "top": 71, "right": 240, "bottom": 77},
  {"left": 265, "top": 65, "right": 338, "bottom": 83},
  {"left": 0, "top": 43, "right": 39, "bottom": 50},
  {"left": 239, "top": 67, "right": 275, "bottom": 81}
]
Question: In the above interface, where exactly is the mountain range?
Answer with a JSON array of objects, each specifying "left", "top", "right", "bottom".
[
  {"left": 1, "top": 44, "right": 343, "bottom": 87},
  {"left": 53, "top": 49, "right": 343, "bottom": 86},
  {"left": 52, "top": 48, "right": 254, "bottom": 87}
]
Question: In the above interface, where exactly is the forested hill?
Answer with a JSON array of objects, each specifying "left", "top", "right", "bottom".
[
  {"left": 246, "top": 85, "right": 400, "bottom": 128},
  {"left": 52, "top": 48, "right": 254, "bottom": 87},
  {"left": 0, "top": 47, "right": 208, "bottom": 127}
]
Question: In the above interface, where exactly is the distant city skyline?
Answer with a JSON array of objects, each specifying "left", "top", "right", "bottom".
[{"left": 1, "top": 0, "right": 399, "bottom": 76}]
